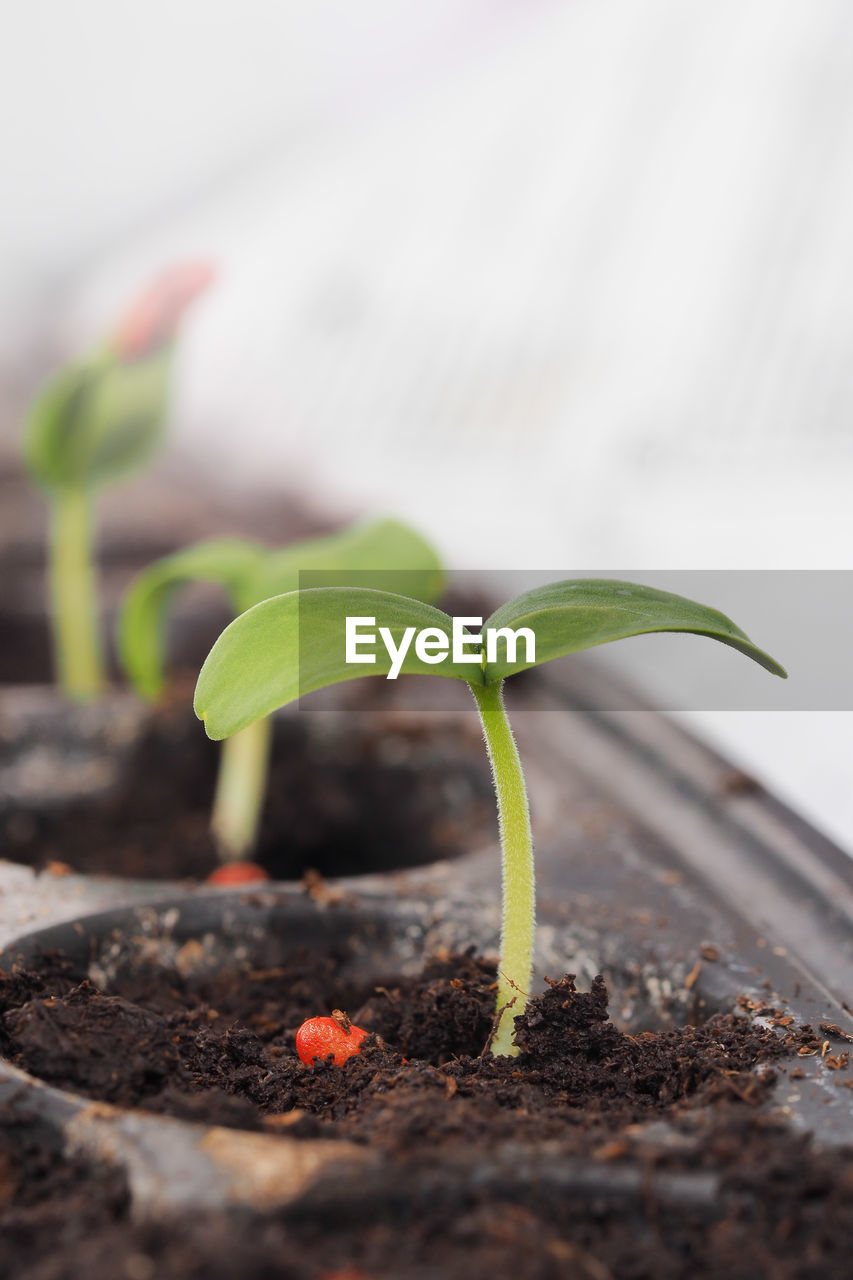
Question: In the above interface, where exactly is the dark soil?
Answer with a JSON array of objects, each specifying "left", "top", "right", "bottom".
[
  {"left": 2, "top": 948, "right": 852, "bottom": 1278},
  {"left": 0, "top": 946, "right": 815, "bottom": 1141},
  {"left": 3, "top": 1107, "right": 853, "bottom": 1280},
  {"left": 1, "top": 700, "right": 493, "bottom": 880},
  {"left": 0, "top": 1116, "right": 128, "bottom": 1279}
]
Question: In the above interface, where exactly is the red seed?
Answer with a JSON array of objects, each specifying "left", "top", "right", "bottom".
[
  {"left": 296, "top": 1012, "right": 369, "bottom": 1067},
  {"left": 316, "top": 1271, "right": 371, "bottom": 1280},
  {"left": 206, "top": 862, "right": 270, "bottom": 885},
  {"left": 315, "top": 1271, "right": 371, "bottom": 1280}
]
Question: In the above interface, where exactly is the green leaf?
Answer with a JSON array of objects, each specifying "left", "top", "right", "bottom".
[
  {"left": 23, "top": 362, "right": 95, "bottom": 490},
  {"left": 23, "top": 347, "right": 173, "bottom": 492},
  {"left": 120, "top": 518, "right": 445, "bottom": 701},
  {"left": 482, "top": 578, "right": 787, "bottom": 681},
  {"left": 118, "top": 539, "right": 269, "bottom": 699},
  {"left": 195, "top": 588, "right": 475, "bottom": 740},
  {"left": 243, "top": 518, "right": 445, "bottom": 606},
  {"left": 195, "top": 578, "right": 786, "bottom": 741}
]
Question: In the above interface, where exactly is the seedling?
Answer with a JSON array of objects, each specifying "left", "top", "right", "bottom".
[
  {"left": 119, "top": 519, "right": 443, "bottom": 863},
  {"left": 195, "top": 578, "right": 785, "bottom": 1056},
  {"left": 23, "top": 262, "right": 214, "bottom": 701}
]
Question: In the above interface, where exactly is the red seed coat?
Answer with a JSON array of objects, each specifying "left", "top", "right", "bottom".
[
  {"left": 113, "top": 261, "right": 215, "bottom": 360},
  {"left": 296, "top": 1015, "right": 368, "bottom": 1067},
  {"left": 206, "top": 862, "right": 270, "bottom": 885}
]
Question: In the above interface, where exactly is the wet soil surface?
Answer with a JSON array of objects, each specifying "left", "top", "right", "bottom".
[
  {"left": 1, "top": 701, "right": 493, "bottom": 880},
  {"left": 2, "top": 949, "right": 853, "bottom": 1277}
]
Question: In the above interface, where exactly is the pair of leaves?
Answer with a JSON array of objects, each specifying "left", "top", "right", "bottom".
[
  {"left": 120, "top": 519, "right": 445, "bottom": 700},
  {"left": 195, "top": 578, "right": 787, "bottom": 739},
  {"left": 24, "top": 347, "right": 174, "bottom": 493}
]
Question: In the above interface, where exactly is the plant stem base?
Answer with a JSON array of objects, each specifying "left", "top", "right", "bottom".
[{"left": 470, "top": 679, "right": 535, "bottom": 1056}]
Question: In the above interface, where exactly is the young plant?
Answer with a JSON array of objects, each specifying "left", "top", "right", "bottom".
[
  {"left": 23, "top": 262, "right": 214, "bottom": 701},
  {"left": 194, "top": 578, "right": 786, "bottom": 1056},
  {"left": 119, "top": 519, "right": 444, "bottom": 864}
]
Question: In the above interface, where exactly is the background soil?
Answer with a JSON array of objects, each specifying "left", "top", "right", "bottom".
[{"left": 1, "top": 701, "right": 494, "bottom": 880}]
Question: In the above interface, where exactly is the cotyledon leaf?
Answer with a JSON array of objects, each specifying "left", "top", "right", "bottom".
[
  {"left": 195, "top": 587, "right": 478, "bottom": 740},
  {"left": 242, "top": 517, "right": 445, "bottom": 605},
  {"left": 195, "top": 579, "right": 786, "bottom": 741},
  {"left": 120, "top": 518, "right": 445, "bottom": 701},
  {"left": 23, "top": 348, "right": 174, "bottom": 491},
  {"left": 481, "top": 579, "right": 787, "bottom": 681},
  {"left": 118, "top": 539, "right": 269, "bottom": 700}
]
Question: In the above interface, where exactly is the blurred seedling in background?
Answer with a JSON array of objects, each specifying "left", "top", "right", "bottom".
[
  {"left": 23, "top": 262, "right": 214, "bottom": 701},
  {"left": 120, "top": 519, "right": 444, "bottom": 868},
  {"left": 195, "top": 578, "right": 786, "bottom": 1056}
]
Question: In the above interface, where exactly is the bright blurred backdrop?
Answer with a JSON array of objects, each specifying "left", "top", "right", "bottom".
[{"left": 2, "top": 0, "right": 851, "bottom": 847}]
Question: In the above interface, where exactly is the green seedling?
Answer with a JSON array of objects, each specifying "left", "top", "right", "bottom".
[
  {"left": 120, "top": 519, "right": 444, "bottom": 863},
  {"left": 194, "top": 578, "right": 785, "bottom": 1055},
  {"left": 23, "top": 262, "right": 214, "bottom": 701}
]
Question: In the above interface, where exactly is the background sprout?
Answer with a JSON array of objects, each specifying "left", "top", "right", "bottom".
[
  {"left": 23, "top": 262, "right": 214, "bottom": 702},
  {"left": 194, "top": 578, "right": 786, "bottom": 1055},
  {"left": 119, "top": 519, "right": 444, "bottom": 864}
]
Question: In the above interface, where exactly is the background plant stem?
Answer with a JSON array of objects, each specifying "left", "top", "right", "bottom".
[
  {"left": 49, "top": 486, "right": 103, "bottom": 701},
  {"left": 210, "top": 715, "right": 273, "bottom": 861},
  {"left": 470, "top": 678, "right": 535, "bottom": 1056}
]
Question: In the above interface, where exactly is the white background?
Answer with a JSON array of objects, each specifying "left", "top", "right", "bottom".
[{"left": 2, "top": 1, "right": 851, "bottom": 849}]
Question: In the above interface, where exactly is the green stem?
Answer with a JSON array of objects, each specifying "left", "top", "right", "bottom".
[
  {"left": 470, "top": 679, "right": 535, "bottom": 1057},
  {"left": 49, "top": 486, "right": 103, "bottom": 701},
  {"left": 210, "top": 716, "right": 273, "bottom": 862}
]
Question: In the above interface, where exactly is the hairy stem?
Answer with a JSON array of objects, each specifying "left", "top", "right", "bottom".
[
  {"left": 49, "top": 486, "right": 103, "bottom": 701},
  {"left": 210, "top": 716, "right": 273, "bottom": 861},
  {"left": 470, "top": 679, "right": 534, "bottom": 1056}
]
